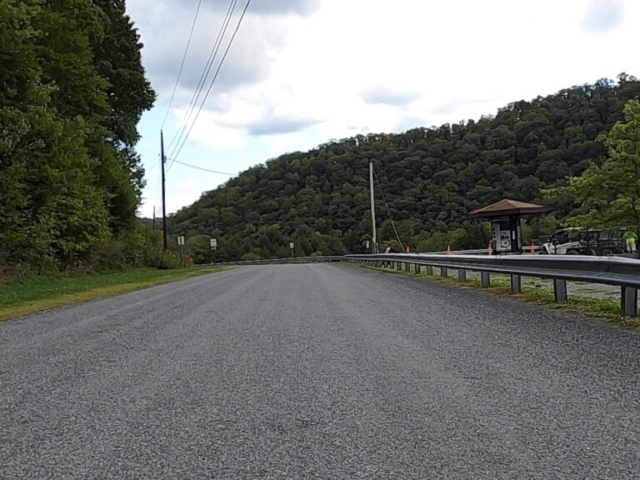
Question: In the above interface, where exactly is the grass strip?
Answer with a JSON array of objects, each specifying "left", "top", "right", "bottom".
[{"left": 0, "top": 266, "right": 229, "bottom": 321}]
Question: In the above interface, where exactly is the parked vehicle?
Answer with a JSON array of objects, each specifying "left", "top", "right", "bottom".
[
  {"left": 540, "top": 228, "right": 597, "bottom": 255},
  {"left": 540, "top": 226, "right": 631, "bottom": 255}
]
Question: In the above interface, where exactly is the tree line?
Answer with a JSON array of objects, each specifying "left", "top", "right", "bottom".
[
  {"left": 0, "top": 0, "right": 170, "bottom": 276},
  {"left": 170, "top": 74, "right": 640, "bottom": 262}
]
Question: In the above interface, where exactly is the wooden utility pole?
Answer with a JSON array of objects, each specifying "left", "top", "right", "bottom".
[
  {"left": 152, "top": 206, "right": 156, "bottom": 230},
  {"left": 369, "top": 161, "right": 377, "bottom": 253},
  {"left": 161, "top": 130, "right": 168, "bottom": 250}
]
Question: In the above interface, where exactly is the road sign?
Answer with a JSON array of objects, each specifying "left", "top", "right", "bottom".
[
  {"left": 177, "top": 236, "right": 185, "bottom": 246},
  {"left": 289, "top": 242, "right": 294, "bottom": 250},
  {"left": 210, "top": 238, "right": 217, "bottom": 249}
]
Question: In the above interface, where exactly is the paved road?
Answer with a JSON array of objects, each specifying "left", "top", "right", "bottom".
[{"left": 2, "top": 265, "right": 640, "bottom": 479}]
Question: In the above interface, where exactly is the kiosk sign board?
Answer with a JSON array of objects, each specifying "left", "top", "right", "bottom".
[{"left": 491, "top": 216, "right": 512, "bottom": 253}]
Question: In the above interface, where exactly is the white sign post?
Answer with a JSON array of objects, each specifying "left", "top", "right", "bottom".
[
  {"left": 289, "top": 242, "right": 294, "bottom": 259},
  {"left": 210, "top": 237, "right": 217, "bottom": 263},
  {"left": 177, "top": 236, "right": 185, "bottom": 266}
]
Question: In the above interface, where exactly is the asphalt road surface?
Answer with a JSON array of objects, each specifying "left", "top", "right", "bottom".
[{"left": 2, "top": 265, "right": 640, "bottom": 479}]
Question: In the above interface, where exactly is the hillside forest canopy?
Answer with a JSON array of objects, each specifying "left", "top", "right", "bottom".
[{"left": 170, "top": 74, "right": 640, "bottom": 262}]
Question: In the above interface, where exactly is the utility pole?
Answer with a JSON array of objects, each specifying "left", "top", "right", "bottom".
[
  {"left": 161, "top": 130, "right": 168, "bottom": 250},
  {"left": 152, "top": 206, "right": 156, "bottom": 230},
  {"left": 369, "top": 161, "right": 377, "bottom": 253}
]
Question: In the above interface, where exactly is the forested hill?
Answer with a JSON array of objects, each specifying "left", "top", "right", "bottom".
[{"left": 171, "top": 74, "right": 640, "bottom": 260}]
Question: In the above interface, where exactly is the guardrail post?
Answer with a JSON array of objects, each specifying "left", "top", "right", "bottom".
[
  {"left": 554, "top": 279, "right": 568, "bottom": 303},
  {"left": 426, "top": 265, "right": 433, "bottom": 276},
  {"left": 458, "top": 269, "right": 466, "bottom": 282},
  {"left": 405, "top": 262, "right": 410, "bottom": 273},
  {"left": 481, "top": 271, "right": 490, "bottom": 288},
  {"left": 621, "top": 287, "right": 638, "bottom": 317},
  {"left": 510, "top": 274, "right": 521, "bottom": 294},
  {"left": 441, "top": 267, "right": 448, "bottom": 277},
  {"left": 415, "top": 264, "right": 421, "bottom": 274},
  {"left": 396, "top": 262, "right": 401, "bottom": 271}
]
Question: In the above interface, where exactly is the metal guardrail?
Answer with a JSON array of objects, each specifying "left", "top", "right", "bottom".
[
  {"left": 346, "top": 253, "right": 640, "bottom": 317},
  {"left": 428, "top": 246, "right": 542, "bottom": 255}
]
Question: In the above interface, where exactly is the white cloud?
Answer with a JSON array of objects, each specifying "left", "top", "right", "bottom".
[
  {"left": 177, "top": 177, "right": 201, "bottom": 190},
  {"left": 171, "top": 108, "right": 246, "bottom": 150},
  {"left": 581, "top": 0, "right": 627, "bottom": 33}
]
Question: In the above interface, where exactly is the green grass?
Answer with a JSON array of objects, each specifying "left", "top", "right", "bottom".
[
  {"left": 0, "top": 266, "right": 229, "bottom": 321},
  {"left": 358, "top": 263, "right": 640, "bottom": 328}
]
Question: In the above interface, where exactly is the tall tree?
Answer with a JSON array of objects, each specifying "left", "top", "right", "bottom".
[
  {"left": 92, "top": 0, "right": 156, "bottom": 233},
  {"left": 556, "top": 100, "right": 640, "bottom": 231},
  {"left": 92, "top": 0, "right": 156, "bottom": 223},
  {"left": 0, "top": 0, "right": 111, "bottom": 265},
  {"left": 0, "top": 0, "right": 155, "bottom": 270}
]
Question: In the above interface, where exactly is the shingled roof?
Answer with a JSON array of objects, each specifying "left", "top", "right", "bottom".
[{"left": 469, "top": 199, "right": 548, "bottom": 218}]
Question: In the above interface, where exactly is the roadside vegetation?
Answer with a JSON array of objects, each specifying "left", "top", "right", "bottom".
[
  {"left": 1, "top": 1, "right": 159, "bottom": 279},
  {"left": 0, "top": 266, "right": 228, "bottom": 321}
]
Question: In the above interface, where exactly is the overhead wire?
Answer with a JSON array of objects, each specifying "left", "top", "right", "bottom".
[
  {"left": 161, "top": 0, "right": 203, "bottom": 129},
  {"left": 169, "top": 0, "right": 252, "bottom": 166},
  {"left": 166, "top": 0, "right": 239, "bottom": 163},
  {"left": 167, "top": 158, "right": 236, "bottom": 176},
  {"left": 373, "top": 167, "right": 405, "bottom": 250}
]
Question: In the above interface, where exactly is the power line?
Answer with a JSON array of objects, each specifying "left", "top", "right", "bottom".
[
  {"left": 166, "top": 0, "right": 239, "bottom": 159},
  {"left": 168, "top": 158, "right": 237, "bottom": 176},
  {"left": 161, "top": 0, "right": 203, "bottom": 129},
  {"left": 169, "top": 0, "right": 249, "bottom": 164},
  {"left": 373, "top": 168, "right": 405, "bottom": 250},
  {"left": 170, "top": 0, "right": 252, "bottom": 164}
]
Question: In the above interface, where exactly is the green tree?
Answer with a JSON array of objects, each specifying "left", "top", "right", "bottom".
[
  {"left": 92, "top": 0, "right": 156, "bottom": 232},
  {"left": 0, "top": 0, "right": 155, "bottom": 273},
  {"left": 558, "top": 100, "right": 640, "bottom": 235}
]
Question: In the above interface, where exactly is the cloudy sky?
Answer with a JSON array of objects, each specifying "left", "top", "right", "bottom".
[{"left": 126, "top": 0, "right": 640, "bottom": 218}]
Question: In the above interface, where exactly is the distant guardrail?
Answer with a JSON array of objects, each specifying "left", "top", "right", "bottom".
[
  {"left": 346, "top": 253, "right": 640, "bottom": 318},
  {"left": 213, "top": 256, "right": 344, "bottom": 266}
]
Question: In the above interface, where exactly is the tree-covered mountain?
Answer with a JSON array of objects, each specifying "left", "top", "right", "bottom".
[
  {"left": 0, "top": 0, "right": 160, "bottom": 274},
  {"left": 170, "top": 74, "right": 640, "bottom": 261}
]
